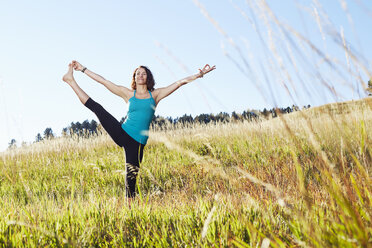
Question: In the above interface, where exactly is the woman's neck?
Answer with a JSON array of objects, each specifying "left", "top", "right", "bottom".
[{"left": 136, "top": 84, "right": 148, "bottom": 94}]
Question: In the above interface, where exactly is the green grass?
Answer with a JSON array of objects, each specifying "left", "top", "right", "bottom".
[{"left": 1, "top": 98, "right": 371, "bottom": 247}]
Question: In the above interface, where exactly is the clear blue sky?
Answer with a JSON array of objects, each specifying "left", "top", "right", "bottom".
[{"left": 1, "top": 0, "right": 371, "bottom": 151}]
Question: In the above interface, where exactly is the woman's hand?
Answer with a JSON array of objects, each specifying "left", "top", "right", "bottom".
[
  {"left": 152, "top": 64, "right": 216, "bottom": 105},
  {"left": 72, "top": 60, "right": 85, "bottom": 71},
  {"left": 198, "top": 64, "right": 216, "bottom": 78}
]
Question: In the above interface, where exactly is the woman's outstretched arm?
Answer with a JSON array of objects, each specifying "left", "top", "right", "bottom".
[
  {"left": 153, "top": 64, "right": 216, "bottom": 105},
  {"left": 72, "top": 60, "right": 132, "bottom": 102}
]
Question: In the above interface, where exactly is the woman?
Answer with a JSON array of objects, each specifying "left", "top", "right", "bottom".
[{"left": 62, "top": 61, "right": 216, "bottom": 198}]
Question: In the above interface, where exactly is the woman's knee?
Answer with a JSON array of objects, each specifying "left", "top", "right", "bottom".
[
  {"left": 125, "top": 150, "right": 140, "bottom": 167},
  {"left": 84, "top": 97, "right": 97, "bottom": 111}
]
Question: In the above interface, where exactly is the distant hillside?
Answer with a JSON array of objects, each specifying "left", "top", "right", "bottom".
[{"left": 303, "top": 97, "right": 372, "bottom": 116}]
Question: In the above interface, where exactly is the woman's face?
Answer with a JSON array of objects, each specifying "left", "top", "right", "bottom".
[{"left": 135, "top": 67, "right": 147, "bottom": 86}]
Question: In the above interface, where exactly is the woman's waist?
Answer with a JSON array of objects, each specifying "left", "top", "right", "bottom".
[{"left": 122, "top": 118, "right": 152, "bottom": 130}]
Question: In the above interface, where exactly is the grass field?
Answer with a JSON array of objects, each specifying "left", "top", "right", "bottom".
[{"left": 1, "top": 98, "right": 371, "bottom": 247}]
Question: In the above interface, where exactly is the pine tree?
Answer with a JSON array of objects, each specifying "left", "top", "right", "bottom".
[
  {"left": 43, "top": 128, "right": 54, "bottom": 139},
  {"left": 368, "top": 79, "right": 372, "bottom": 96},
  {"left": 8, "top": 139, "right": 16, "bottom": 149},
  {"left": 35, "top": 133, "right": 43, "bottom": 142}
]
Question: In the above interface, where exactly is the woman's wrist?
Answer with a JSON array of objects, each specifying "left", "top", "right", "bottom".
[{"left": 81, "top": 67, "right": 87, "bottom": 73}]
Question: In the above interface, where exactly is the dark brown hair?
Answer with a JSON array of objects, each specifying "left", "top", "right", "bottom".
[{"left": 131, "top": 66, "right": 155, "bottom": 91}]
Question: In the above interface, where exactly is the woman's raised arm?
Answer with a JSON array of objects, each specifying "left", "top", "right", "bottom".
[
  {"left": 152, "top": 64, "right": 216, "bottom": 105},
  {"left": 72, "top": 60, "right": 132, "bottom": 102}
]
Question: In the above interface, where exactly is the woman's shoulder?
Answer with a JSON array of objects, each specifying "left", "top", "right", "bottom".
[{"left": 120, "top": 87, "right": 135, "bottom": 102}]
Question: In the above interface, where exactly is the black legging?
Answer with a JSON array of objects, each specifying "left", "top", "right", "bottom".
[{"left": 84, "top": 98, "right": 144, "bottom": 198}]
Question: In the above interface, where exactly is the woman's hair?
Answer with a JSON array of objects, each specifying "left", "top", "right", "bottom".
[{"left": 131, "top": 66, "right": 155, "bottom": 91}]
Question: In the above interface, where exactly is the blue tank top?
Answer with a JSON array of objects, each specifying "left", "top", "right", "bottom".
[{"left": 121, "top": 90, "right": 156, "bottom": 145}]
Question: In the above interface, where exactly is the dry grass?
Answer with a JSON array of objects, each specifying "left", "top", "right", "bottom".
[{"left": 1, "top": 98, "right": 371, "bottom": 247}]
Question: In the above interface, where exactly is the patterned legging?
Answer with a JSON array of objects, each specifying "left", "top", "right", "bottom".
[{"left": 85, "top": 98, "right": 144, "bottom": 198}]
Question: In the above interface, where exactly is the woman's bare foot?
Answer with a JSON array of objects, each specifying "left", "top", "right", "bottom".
[
  {"left": 62, "top": 63, "right": 75, "bottom": 84},
  {"left": 62, "top": 62, "right": 90, "bottom": 104}
]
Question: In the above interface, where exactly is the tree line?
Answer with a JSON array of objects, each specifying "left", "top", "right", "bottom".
[
  {"left": 150, "top": 104, "right": 310, "bottom": 129},
  {"left": 7, "top": 104, "right": 310, "bottom": 149}
]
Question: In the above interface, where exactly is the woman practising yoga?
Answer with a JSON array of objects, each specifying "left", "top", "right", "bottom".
[{"left": 62, "top": 61, "right": 216, "bottom": 199}]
